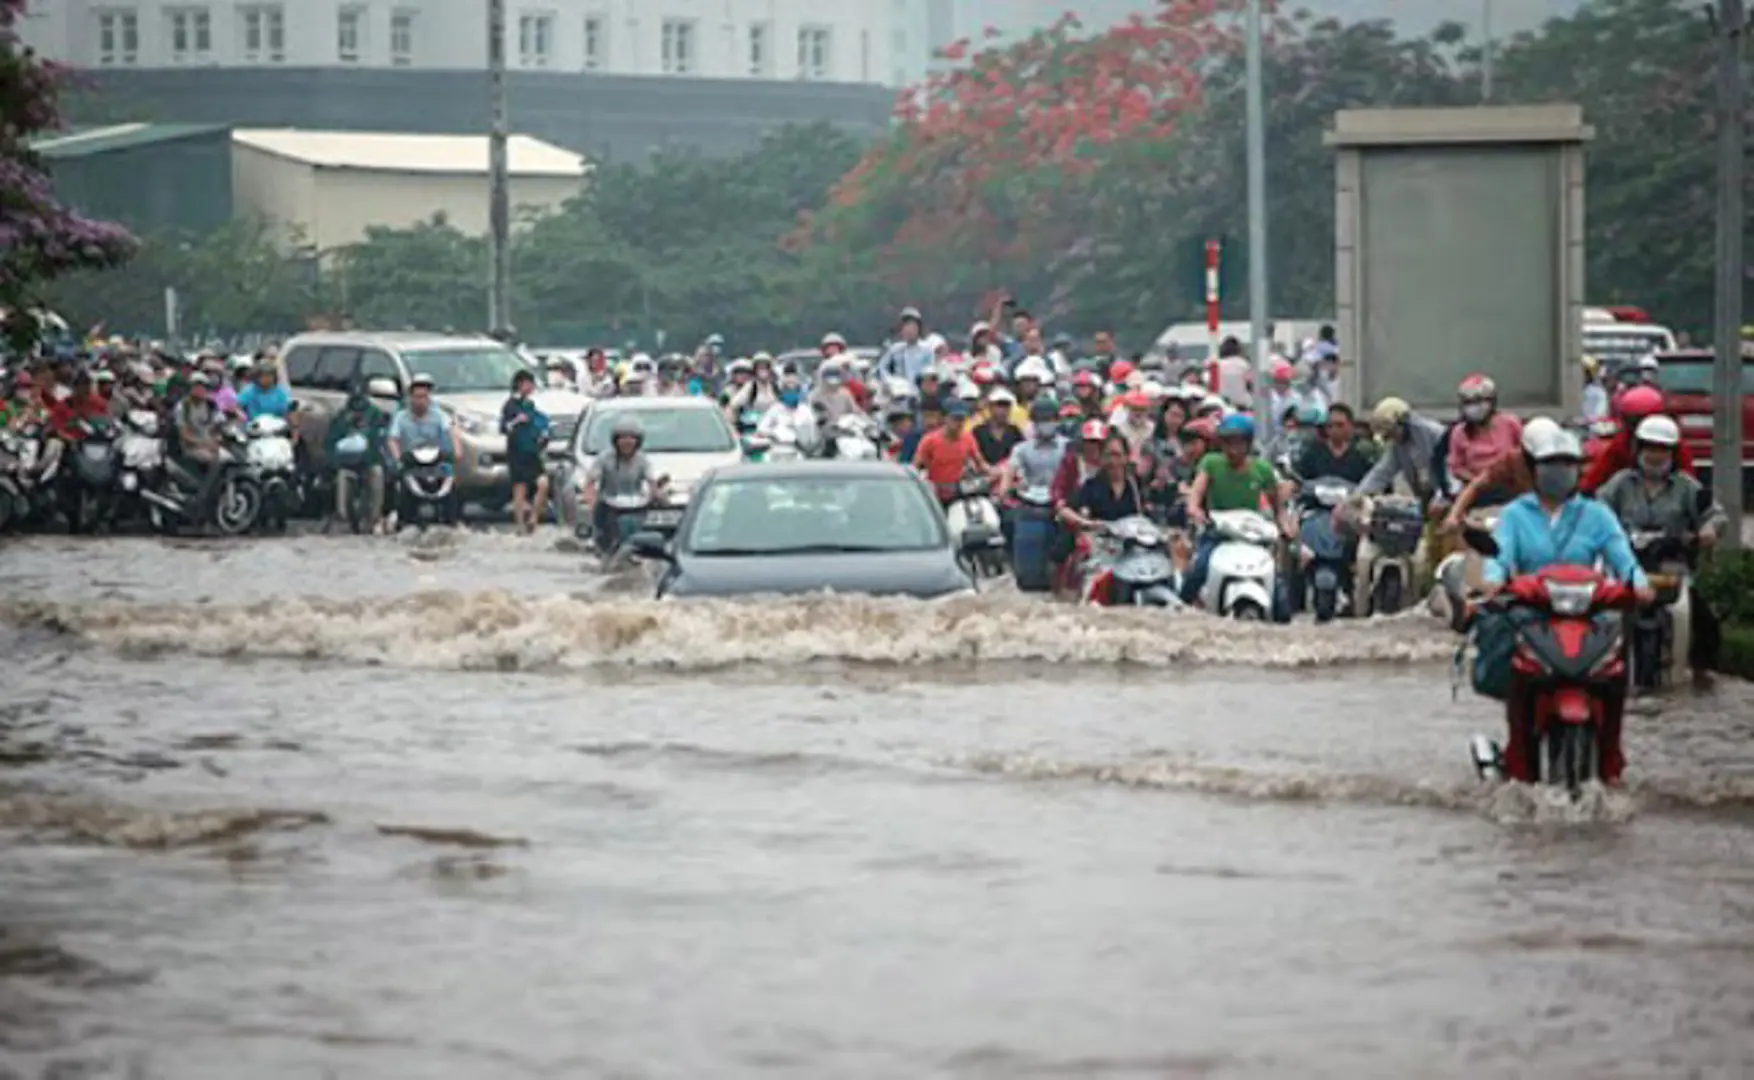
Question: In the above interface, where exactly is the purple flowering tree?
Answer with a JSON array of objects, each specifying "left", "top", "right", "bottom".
[{"left": 1, "top": 0, "right": 134, "bottom": 347}]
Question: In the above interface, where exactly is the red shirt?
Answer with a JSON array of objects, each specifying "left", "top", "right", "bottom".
[
  {"left": 48, "top": 394, "right": 109, "bottom": 440},
  {"left": 1580, "top": 428, "right": 1696, "bottom": 494},
  {"left": 913, "top": 427, "right": 985, "bottom": 495}
]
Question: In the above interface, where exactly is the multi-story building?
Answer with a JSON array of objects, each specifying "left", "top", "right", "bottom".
[{"left": 18, "top": 0, "right": 904, "bottom": 85}]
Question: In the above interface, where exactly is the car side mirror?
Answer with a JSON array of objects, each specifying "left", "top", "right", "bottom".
[
  {"left": 1461, "top": 524, "right": 1499, "bottom": 557},
  {"left": 959, "top": 525, "right": 997, "bottom": 553},
  {"left": 628, "top": 530, "right": 672, "bottom": 561},
  {"left": 367, "top": 377, "right": 401, "bottom": 400}
]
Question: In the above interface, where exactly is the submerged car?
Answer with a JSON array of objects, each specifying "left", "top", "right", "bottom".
[{"left": 627, "top": 460, "right": 992, "bottom": 599}]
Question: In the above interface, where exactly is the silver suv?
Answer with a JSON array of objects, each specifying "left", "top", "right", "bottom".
[{"left": 283, "top": 331, "right": 588, "bottom": 509}]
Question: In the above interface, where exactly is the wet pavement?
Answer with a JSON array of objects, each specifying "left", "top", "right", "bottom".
[{"left": 2, "top": 530, "right": 1752, "bottom": 1079}]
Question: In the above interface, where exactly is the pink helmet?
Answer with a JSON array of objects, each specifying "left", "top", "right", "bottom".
[{"left": 1616, "top": 385, "right": 1664, "bottom": 422}]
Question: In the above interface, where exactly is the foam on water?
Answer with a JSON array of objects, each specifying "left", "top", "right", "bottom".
[{"left": 0, "top": 589, "right": 1455, "bottom": 672}]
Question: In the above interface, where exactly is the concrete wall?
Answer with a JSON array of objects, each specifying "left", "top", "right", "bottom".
[
  {"left": 232, "top": 145, "right": 583, "bottom": 250},
  {"left": 63, "top": 67, "right": 894, "bottom": 162}
]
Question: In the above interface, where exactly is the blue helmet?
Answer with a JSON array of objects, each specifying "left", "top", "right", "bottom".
[{"left": 1216, "top": 413, "right": 1255, "bottom": 441}]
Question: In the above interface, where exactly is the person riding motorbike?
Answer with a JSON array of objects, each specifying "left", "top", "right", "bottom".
[
  {"left": 1179, "top": 413, "right": 1295, "bottom": 609},
  {"left": 325, "top": 382, "right": 390, "bottom": 531},
  {"left": 1069, "top": 370, "right": 1105, "bottom": 420},
  {"left": 238, "top": 360, "right": 293, "bottom": 421},
  {"left": 47, "top": 370, "right": 109, "bottom": 444},
  {"left": 1359, "top": 397, "right": 1448, "bottom": 501},
  {"left": 1061, "top": 433, "right": 1146, "bottom": 532},
  {"left": 1291, "top": 403, "right": 1374, "bottom": 486},
  {"left": 879, "top": 307, "right": 934, "bottom": 384},
  {"left": 582, "top": 417, "right": 668, "bottom": 556},
  {"left": 173, "top": 373, "right": 228, "bottom": 513},
  {"left": 755, "top": 374, "right": 819, "bottom": 454},
  {"left": 1477, "top": 422, "right": 1654, "bottom": 784},
  {"left": 1445, "top": 374, "right": 1523, "bottom": 490},
  {"left": 725, "top": 353, "right": 779, "bottom": 417},
  {"left": 807, "top": 360, "right": 861, "bottom": 424},
  {"left": 1580, "top": 384, "right": 1696, "bottom": 494},
  {"left": 974, "top": 387, "right": 1024, "bottom": 469},
  {"left": 0, "top": 372, "right": 41, "bottom": 430},
  {"left": 1595, "top": 414, "right": 1726, "bottom": 686},
  {"left": 581, "top": 348, "right": 618, "bottom": 397},
  {"left": 387, "top": 372, "right": 462, "bottom": 471},
  {"left": 884, "top": 400, "right": 919, "bottom": 463},
  {"left": 1012, "top": 356, "right": 1052, "bottom": 409},
  {"left": 998, "top": 398, "right": 1067, "bottom": 503},
  {"left": 912, "top": 397, "right": 988, "bottom": 504}
]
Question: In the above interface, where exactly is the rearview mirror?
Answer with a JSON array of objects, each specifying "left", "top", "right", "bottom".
[
  {"left": 1461, "top": 524, "right": 1499, "bottom": 557},
  {"left": 959, "top": 525, "right": 998, "bottom": 553},
  {"left": 367, "top": 377, "right": 401, "bottom": 400},
  {"left": 628, "top": 530, "right": 672, "bottom": 561}
]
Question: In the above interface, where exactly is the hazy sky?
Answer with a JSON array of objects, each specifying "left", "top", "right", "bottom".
[{"left": 953, "top": 0, "right": 1586, "bottom": 43}]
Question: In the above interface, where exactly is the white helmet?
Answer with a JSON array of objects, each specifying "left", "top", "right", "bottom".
[
  {"left": 725, "top": 358, "right": 752, "bottom": 378},
  {"left": 629, "top": 353, "right": 655, "bottom": 373},
  {"left": 922, "top": 332, "right": 948, "bottom": 354},
  {"left": 988, "top": 387, "right": 1016, "bottom": 405},
  {"left": 1014, "top": 357, "right": 1052, "bottom": 383},
  {"left": 955, "top": 377, "right": 981, "bottom": 402},
  {"left": 1634, "top": 414, "right": 1681, "bottom": 447},
  {"left": 821, "top": 331, "right": 847, "bottom": 350},
  {"left": 1520, "top": 416, "right": 1581, "bottom": 461}
]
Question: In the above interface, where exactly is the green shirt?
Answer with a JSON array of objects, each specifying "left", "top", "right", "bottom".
[{"left": 1199, "top": 452, "right": 1277, "bottom": 512}]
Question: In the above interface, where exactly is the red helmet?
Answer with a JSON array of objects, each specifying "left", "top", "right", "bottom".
[
  {"left": 1120, "top": 390, "right": 1151, "bottom": 411},
  {"left": 1270, "top": 361, "right": 1295, "bottom": 383},
  {"left": 1079, "top": 420, "right": 1109, "bottom": 442},
  {"left": 1458, "top": 373, "right": 1496, "bottom": 402},
  {"left": 1617, "top": 385, "right": 1664, "bottom": 421},
  {"left": 970, "top": 363, "right": 997, "bottom": 386},
  {"left": 1072, "top": 370, "right": 1099, "bottom": 389},
  {"left": 1109, "top": 360, "right": 1136, "bottom": 384}
]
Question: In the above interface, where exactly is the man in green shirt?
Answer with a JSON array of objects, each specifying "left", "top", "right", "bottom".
[{"left": 1179, "top": 412, "right": 1294, "bottom": 608}]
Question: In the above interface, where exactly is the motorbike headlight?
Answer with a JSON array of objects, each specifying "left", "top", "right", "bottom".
[
  {"left": 1544, "top": 580, "right": 1597, "bottom": 617},
  {"left": 452, "top": 410, "right": 492, "bottom": 436}
]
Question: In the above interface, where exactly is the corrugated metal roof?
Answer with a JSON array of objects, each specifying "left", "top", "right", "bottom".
[
  {"left": 232, "top": 129, "right": 588, "bottom": 176},
  {"left": 31, "top": 122, "right": 232, "bottom": 158}
]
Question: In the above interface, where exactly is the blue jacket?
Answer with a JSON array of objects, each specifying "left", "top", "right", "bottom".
[
  {"left": 1484, "top": 492, "right": 1647, "bottom": 588},
  {"left": 237, "top": 383, "right": 292, "bottom": 419}
]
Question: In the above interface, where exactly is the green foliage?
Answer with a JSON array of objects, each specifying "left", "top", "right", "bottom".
[{"left": 1696, "top": 550, "right": 1754, "bottom": 628}]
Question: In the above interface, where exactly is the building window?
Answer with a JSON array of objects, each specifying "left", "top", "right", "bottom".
[
  {"left": 391, "top": 9, "right": 415, "bottom": 65},
  {"left": 337, "top": 6, "right": 364, "bottom": 62},
  {"left": 240, "top": 5, "right": 284, "bottom": 63},
  {"left": 518, "top": 13, "right": 553, "bottom": 68},
  {"left": 95, "top": 10, "right": 140, "bottom": 66},
  {"left": 747, "top": 21, "right": 769, "bottom": 77},
  {"left": 797, "top": 26, "right": 831, "bottom": 81},
  {"left": 583, "top": 14, "right": 605, "bottom": 70},
  {"left": 167, "top": 7, "right": 212, "bottom": 63},
  {"left": 660, "top": 19, "right": 695, "bottom": 75}
]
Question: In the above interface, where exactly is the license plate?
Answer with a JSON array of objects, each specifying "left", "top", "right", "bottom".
[
  {"left": 645, "top": 508, "right": 682, "bottom": 527},
  {"left": 82, "top": 443, "right": 108, "bottom": 459}
]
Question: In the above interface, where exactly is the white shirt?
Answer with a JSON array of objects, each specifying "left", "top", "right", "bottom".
[{"left": 757, "top": 401, "right": 819, "bottom": 450}]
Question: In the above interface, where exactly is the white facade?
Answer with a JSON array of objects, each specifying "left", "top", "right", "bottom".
[{"left": 18, "top": 0, "right": 903, "bottom": 85}]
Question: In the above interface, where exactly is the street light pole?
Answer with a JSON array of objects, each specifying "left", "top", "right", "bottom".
[
  {"left": 487, "top": 0, "right": 512, "bottom": 335},
  {"left": 1709, "top": 0, "right": 1745, "bottom": 550},
  {"left": 1481, "top": 0, "right": 1494, "bottom": 101},
  {"left": 1244, "top": 0, "right": 1271, "bottom": 439}
]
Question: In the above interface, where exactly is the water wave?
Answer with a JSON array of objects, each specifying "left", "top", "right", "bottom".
[
  {"left": 947, "top": 751, "right": 1754, "bottom": 823},
  {"left": 0, "top": 791, "right": 328, "bottom": 849},
  {"left": 0, "top": 590, "right": 1454, "bottom": 672}
]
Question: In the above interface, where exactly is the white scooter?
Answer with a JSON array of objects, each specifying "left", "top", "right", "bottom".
[
  {"left": 1199, "top": 509, "right": 1280, "bottom": 620},
  {"left": 244, "top": 414, "right": 298, "bottom": 533},
  {"left": 1357, "top": 493, "right": 1423, "bottom": 617},
  {"left": 946, "top": 474, "right": 1006, "bottom": 576},
  {"left": 825, "top": 413, "right": 881, "bottom": 460}
]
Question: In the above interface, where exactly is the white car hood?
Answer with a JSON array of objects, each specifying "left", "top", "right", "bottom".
[{"left": 438, "top": 389, "right": 589, "bottom": 419}]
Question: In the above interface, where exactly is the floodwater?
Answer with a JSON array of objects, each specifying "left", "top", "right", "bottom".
[{"left": 2, "top": 531, "right": 1753, "bottom": 1079}]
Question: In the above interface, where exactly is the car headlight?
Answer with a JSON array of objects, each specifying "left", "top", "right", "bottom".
[{"left": 451, "top": 410, "right": 493, "bottom": 436}]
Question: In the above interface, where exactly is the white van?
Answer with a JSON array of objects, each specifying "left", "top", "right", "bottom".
[{"left": 1147, "top": 318, "right": 1331, "bottom": 365}]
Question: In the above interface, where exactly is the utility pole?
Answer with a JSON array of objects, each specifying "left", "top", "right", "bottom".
[
  {"left": 487, "top": 0, "right": 512, "bottom": 336},
  {"left": 1244, "top": 0, "right": 1270, "bottom": 442},
  {"left": 1481, "top": 0, "right": 1494, "bottom": 101},
  {"left": 1709, "top": 0, "right": 1745, "bottom": 550}
]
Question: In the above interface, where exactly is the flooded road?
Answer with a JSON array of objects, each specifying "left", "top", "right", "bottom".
[{"left": 3, "top": 532, "right": 1753, "bottom": 1079}]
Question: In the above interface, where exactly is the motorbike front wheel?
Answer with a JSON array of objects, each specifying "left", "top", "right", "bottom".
[
  {"left": 214, "top": 476, "right": 263, "bottom": 536},
  {"left": 1372, "top": 571, "right": 1404, "bottom": 617},
  {"left": 1543, "top": 723, "right": 1599, "bottom": 797}
]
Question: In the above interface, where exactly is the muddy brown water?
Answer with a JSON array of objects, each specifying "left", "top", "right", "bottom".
[{"left": 2, "top": 531, "right": 1752, "bottom": 1079}]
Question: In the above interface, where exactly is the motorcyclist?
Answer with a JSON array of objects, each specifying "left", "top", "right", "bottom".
[
  {"left": 1358, "top": 397, "right": 1447, "bottom": 501},
  {"left": 387, "top": 372, "right": 462, "bottom": 466},
  {"left": 1580, "top": 384, "right": 1696, "bottom": 494},
  {"left": 1179, "top": 413, "right": 1295, "bottom": 608},
  {"left": 913, "top": 397, "right": 987, "bottom": 503},
  {"left": 1288, "top": 403, "right": 1371, "bottom": 486},
  {"left": 1069, "top": 370, "right": 1105, "bottom": 420},
  {"left": 879, "top": 307, "right": 933, "bottom": 384},
  {"left": 973, "top": 387, "right": 1024, "bottom": 470},
  {"left": 1049, "top": 419, "right": 1108, "bottom": 592},
  {"left": 1596, "top": 414, "right": 1726, "bottom": 686},
  {"left": 582, "top": 417, "right": 666, "bottom": 556},
  {"left": 325, "top": 382, "right": 390, "bottom": 531},
  {"left": 0, "top": 372, "right": 41, "bottom": 430},
  {"left": 807, "top": 360, "right": 861, "bottom": 424},
  {"left": 238, "top": 361, "right": 293, "bottom": 421},
  {"left": 47, "top": 370, "right": 109, "bottom": 443},
  {"left": 1445, "top": 375, "right": 1522, "bottom": 490},
  {"left": 755, "top": 373, "right": 819, "bottom": 453},
  {"left": 582, "top": 348, "right": 618, "bottom": 397},
  {"left": 1478, "top": 422, "right": 1653, "bottom": 784},
  {"left": 173, "top": 373, "right": 228, "bottom": 512},
  {"left": 884, "top": 400, "right": 919, "bottom": 463},
  {"left": 1061, "top": 432, "right": 1146, "bottom": 530},
  {"left": 726, "top": 353, "right": 779, "bottom": 417},
  {"left": 998, "top": 398, "right": 1067, "bottom": 502}
]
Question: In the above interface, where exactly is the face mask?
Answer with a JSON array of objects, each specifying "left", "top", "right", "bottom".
[
  {"left": 778, "top": 390, "right": 801, "bottom": 408},
  {"left": 1533, "top": 462, "right": 1579, "bottom": 501},
  {"left": 1460, "top": 403, "right": 1489, "bottom": 423},
  {"left": 1639, "top": 450, "right": 1672, "bottom": 478}
]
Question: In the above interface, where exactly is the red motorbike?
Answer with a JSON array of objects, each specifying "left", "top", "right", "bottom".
[{"left": 1464, "top": 529, "right": 1638, "bottom": 793}]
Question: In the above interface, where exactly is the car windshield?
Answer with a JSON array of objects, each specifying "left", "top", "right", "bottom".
[
  {"left": 684, "top": 475, "right": 946, "bottom": 555},
  {"left": 1654, "top": 359, "right": 1754, "bottom": 395},
  {"left": 402, "top": 347, "right": 528, "bottom": 393},
  {"left": 582, "top": 406, "right": 735, "bottom": 454},
  {"left": 1585, "top": 329, "right": 1672, "bottom": 369}
]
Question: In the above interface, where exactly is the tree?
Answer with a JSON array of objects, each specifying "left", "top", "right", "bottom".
[{"left": 1, "top": 0, "right": 135, "bottom": 347}]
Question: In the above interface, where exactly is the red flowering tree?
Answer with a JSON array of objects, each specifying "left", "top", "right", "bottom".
[
  {"left": 794, "top": 2, "right": 1238, "bottom": 325},
  {"left": 1, "top": 0, "right": 135, "bottom": 346}
]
